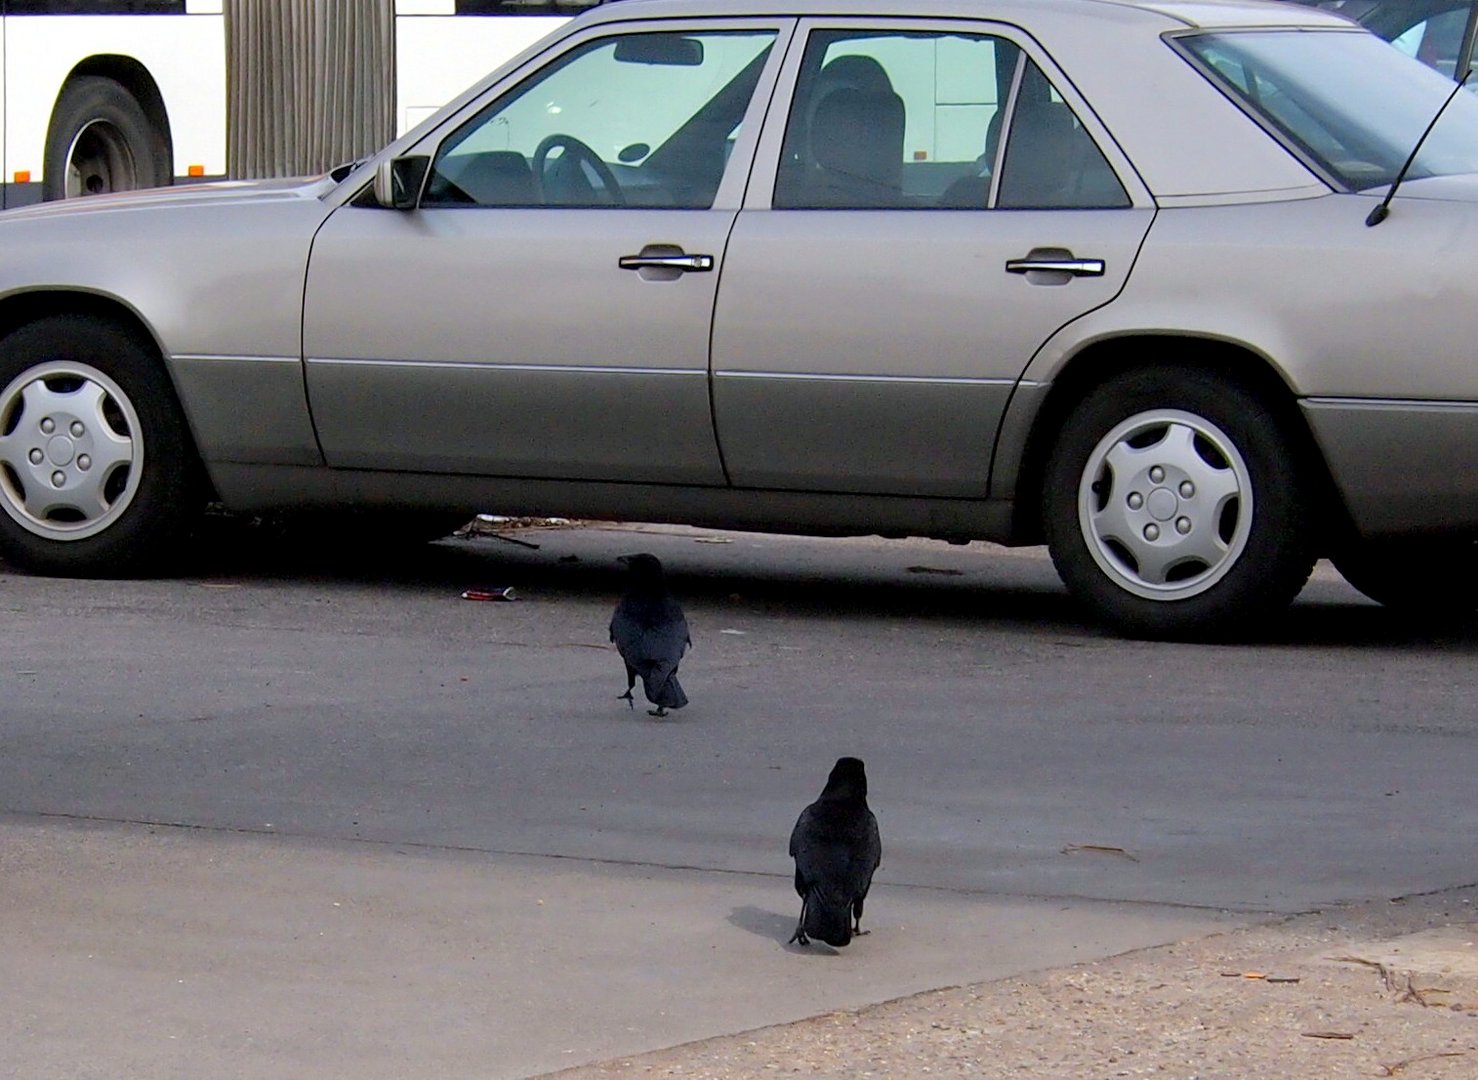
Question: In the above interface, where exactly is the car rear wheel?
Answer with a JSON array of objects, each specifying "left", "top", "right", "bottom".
[
  {"left": 0, "top": 315, "right": 201, "bottom": 575},
  {"left": 1043, "top": 366, "right": 1317, "bottom": 638},
  {"left": 1331, "top": 536, "right": 1477, "bottom": 619}
]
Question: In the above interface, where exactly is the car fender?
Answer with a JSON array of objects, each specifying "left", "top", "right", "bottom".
[
  {"left": 1017, "top": 193, "right": 1478, "bottom": 401},
  {"left": 0, "top": 180, "right": 333, "bottom": 468},
  {"left": 993, "top": 192, "right": 1478, "bottom": 531}
]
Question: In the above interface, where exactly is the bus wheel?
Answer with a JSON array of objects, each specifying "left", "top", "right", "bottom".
[{"left": 43, "top": 76, "right": 171, "bottom": 200}]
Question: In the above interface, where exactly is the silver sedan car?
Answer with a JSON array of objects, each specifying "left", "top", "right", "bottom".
[{"left": 1, "top": 0, "right": 1475, "bottom": 638}]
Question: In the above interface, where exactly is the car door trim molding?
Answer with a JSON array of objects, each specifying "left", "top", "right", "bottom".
[
  {"left": 1304, "top": 396, "right": 1478, "bottom": 410},
  {"left": 715, "top": 370, "right": 1016, "bottom": 387},
  {"left": 173, "top": 354, "right": 302, "bottom": 365},
  {"left": 307, "top": 357, "right": 708, "bottom": 378}
]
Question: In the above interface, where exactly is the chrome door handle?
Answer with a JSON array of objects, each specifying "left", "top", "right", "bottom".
[
  {"left": 1005, "top": 256, "right": 1105, "bottom": 277},
  {"left": 619, "top": 253, "right": 714, "bottom": 272}
]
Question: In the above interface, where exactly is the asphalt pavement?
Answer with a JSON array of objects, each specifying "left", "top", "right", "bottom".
[{"left": 1, "top": 522, "right": 1473, "bottom": 1077}]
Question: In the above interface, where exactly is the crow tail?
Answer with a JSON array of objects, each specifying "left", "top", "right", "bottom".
[
  {"left": 802, "top": 886, "right": 853, "bottom": 948},
  {"left": 641, "top": 669, "right": 688, "bottom": 710}
]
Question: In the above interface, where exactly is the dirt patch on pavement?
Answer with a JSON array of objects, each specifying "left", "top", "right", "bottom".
[{"left": 548, "top": 886, "right": 1477, "bottom": 1079}]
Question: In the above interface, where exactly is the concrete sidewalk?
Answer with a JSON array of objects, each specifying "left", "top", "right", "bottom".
[
  {"left": 1, "top": 819, "right": 1241, "bottom": 1079},
  {"left": 551, "top": 885, "right": 1478, "bottom": 1079}
]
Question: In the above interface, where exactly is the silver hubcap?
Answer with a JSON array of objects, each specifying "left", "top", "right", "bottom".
[
  {"left": 1077, "top": 409, "right": 1253, "bottom": 601},
  {"left": 66, "top": 119, "right": 138, "bottom": 197},
  {"left": 0, "top": 362, "right": 142, "bottom": 541}
]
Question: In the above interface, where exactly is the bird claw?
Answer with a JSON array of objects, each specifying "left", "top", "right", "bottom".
[
  {"left": 788, "top": 927, "right": 810, "bottom": 946},
  {"left": 648, "top": 707, "right": 668, "bottom": 718},
  {"left": 618, "top": 690, "right": 634, "bottom": 710}
]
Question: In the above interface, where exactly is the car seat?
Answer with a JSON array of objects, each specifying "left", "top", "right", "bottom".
[{"left": 777, "top": 53, "right": 905, "bottom": 208}]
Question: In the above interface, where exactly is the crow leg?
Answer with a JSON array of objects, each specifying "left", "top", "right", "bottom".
[
  {"left": 852, "top": 897, "right": 869, "bottom": 936},
  {"left": 648, "top": 706, "right": 668, "bottom": 718},
  {"left": 788, "top": 897, "right": 811, "bottom": 945},
  {"left": 618, "top": 667, "right": 637, "bottom": 709}
]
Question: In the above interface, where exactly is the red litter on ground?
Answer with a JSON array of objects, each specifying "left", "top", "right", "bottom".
[{"left": 461, "top": 587, "right": 518, "bottom": 601}]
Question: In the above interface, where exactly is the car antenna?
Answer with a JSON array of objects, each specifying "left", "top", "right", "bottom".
[{"left": 1367, "top": 67, "right": 1474, "bottom": 227}]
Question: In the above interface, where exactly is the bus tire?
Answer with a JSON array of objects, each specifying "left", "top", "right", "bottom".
[{"left": 43, "top": 75, "right": 171, "bottom": 200}]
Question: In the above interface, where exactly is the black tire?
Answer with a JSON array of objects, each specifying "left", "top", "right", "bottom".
[
  {"left": 1331, "top": 536, "right": 1477, "bottom": 620},
  {"left": 0, "top": 315, "right": 202, "bottom": 576},
  {"left": 1042, "top": 366, "right": 1317, "bottom": 639},
  {"left": 44, "top": 75, "right": 171, "bottom": 201}
]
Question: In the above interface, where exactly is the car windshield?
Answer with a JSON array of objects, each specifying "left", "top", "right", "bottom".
[{"left": 1178, "top": 28, "right": 1478, "bottom": 190}]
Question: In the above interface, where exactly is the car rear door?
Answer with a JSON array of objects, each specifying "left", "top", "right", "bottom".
[
  {"left": 711, "top": 20, "right": 1155, "bottom": 497},
  {"left": 302, "top": 19, "right": 788, "bottom": 485}
]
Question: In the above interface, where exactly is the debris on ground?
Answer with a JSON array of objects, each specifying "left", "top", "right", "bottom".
[
  {"left": 453, "top": 514, "right": 588, "bottom": 548},
  {"left": 460, "top": 587, "right": 518, "bottom": 601},
  {"left": 1060, "top": 843, "right": 1139, "bottom": 861}
]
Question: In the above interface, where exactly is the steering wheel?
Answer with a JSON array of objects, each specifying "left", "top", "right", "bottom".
[{"left": 532, "top": 134, "right": 625, "bottom": 205}]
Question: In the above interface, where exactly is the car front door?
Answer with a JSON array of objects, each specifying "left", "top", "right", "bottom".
[
  {"left": 712, "top": 22, "right": 1155, "bottom": 497},
  {"left": 303, "top": 21, "right": 786, "bottom": 484}
]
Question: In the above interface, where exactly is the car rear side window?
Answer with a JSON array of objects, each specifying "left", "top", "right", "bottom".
[
  {"left": 772, "top": 29, "right": 1128, "bottom": 210},
  {"left": 1179, "top": 27, "right": 1478, "bottom": 190},
  {"left": 995, "top": 58, "right": 1130, "bottom": 209}
]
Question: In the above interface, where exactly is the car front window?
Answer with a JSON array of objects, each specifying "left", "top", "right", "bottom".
[
  {"left": 1179, "top": 28, "right": 1478, "bottom": 190},
  {"left": 423, "top": 29, "right": 776, "bottom": 209}
]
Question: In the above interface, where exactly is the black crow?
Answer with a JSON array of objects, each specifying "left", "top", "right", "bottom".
[
  {"left": 609, "top": 553, "right": 691, "bottom": 717},
  {"left": 788, "top": 756, "right": 881, "bottom": 947}
]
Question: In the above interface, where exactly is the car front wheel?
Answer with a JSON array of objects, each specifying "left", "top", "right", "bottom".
[
  {"left": 0, "top": 315, "right": 200, "bottom": 575},
  {"left": 1043, "top": 366, "right": 1317, "bottom": 638}
]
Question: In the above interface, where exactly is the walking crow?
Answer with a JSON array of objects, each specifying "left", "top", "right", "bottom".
[
  {"left": 609, "top": 553, "right": 691, "bottom": 717},
  {"left": 789, "top": 756, "right": 881, "bottom": 947}
]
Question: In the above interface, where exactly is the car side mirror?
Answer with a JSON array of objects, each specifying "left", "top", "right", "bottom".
[{"left": 373, "top": 155, "right": 431, "bottom": 210}]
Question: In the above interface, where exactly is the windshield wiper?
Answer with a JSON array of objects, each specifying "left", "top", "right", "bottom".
[{"left": 329, "top": 158, "right": 368, "bottom": 183}]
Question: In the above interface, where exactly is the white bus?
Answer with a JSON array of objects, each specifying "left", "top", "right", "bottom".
[{"left": 0, "top": 0, "right": 610, "bottom": 209}]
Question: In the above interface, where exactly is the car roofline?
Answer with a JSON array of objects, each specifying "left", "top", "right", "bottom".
[{"left": 575, "top": 0, "right": 1354, "bottom": 32}]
